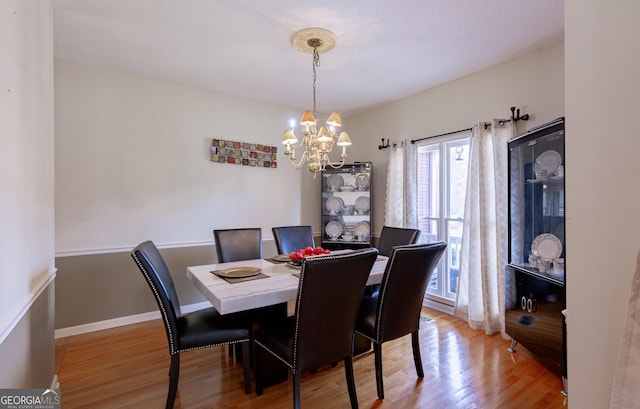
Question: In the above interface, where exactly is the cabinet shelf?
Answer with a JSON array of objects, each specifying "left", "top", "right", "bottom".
[{"left": 509, "top": 263, "right": 565, "bottom": 286}]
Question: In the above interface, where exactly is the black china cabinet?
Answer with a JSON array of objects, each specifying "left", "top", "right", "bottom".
[
  {"left": 321, "top": 162, "right": 372, "bottom": 250},
  {"left": 505, "top": 118, "right": 567, "bottom": 395}
]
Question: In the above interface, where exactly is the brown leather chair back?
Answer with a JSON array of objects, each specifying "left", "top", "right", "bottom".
[
  {"left": 131, "top": 240, "right": 182, "bottom": 353},
  {"left": 377, "top": 226, "right": 420, "bottom": 257},
  {"left": 272, "top": 225, "right": 315, "bottom": 255},
  {"left": 376, "top": 242, "right": 446, "bottom": 342},
  {"left": 213, "top": 228, "right": 262, "bottom": 262},
  {"left": 294, "top": 248, "right": 378, "bottom": 372}
]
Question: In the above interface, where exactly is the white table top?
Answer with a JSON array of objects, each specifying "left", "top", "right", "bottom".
[{"left": 186, "top": 255, "right": 388, "bottom": 315}]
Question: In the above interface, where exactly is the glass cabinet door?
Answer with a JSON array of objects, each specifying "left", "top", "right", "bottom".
[
  {"left": 321, "top": 163, "right": 372, "bottom": 250},
  {"left": 508, "top": 119, "right": 565, "bottom": 282}
]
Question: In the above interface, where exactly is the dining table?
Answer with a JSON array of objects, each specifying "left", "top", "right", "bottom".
[
  {"left": 186, "top": 251, "right": 388, "bottom": 390},
  {"left": 186, "top": 252, "right": 389, "bottom": 315}
]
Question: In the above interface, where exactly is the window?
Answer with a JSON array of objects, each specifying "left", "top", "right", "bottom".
[{"left": 416, "top": 133, "right": 470, "bottom": 305}]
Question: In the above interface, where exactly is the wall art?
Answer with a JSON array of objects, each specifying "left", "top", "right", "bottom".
[{"left": 210, "top": 139, "right": 277, "bottom": 168}]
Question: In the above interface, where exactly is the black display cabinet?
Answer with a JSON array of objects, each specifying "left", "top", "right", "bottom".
[
  {"left": 505, "top": 118, "right": 567, "bottom": 395},
  {"left": 321, "top": 162, "right": 372, "bottom": 250}
]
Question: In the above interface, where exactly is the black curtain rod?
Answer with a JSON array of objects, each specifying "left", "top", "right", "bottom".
[
  {"left": 410, "top": 127, "right": 472, "bottom": 144},
  {"left": 403, "top": 105, "right": 527, "bottom": 146}
]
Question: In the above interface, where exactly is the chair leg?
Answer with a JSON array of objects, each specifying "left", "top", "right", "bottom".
[
  {"left": 373, "top": 342, "right": 384, "bottom": 400},
  {"left": 166, "top": 353, "right": 180, "bottom": 409},
  {"left": 344, "top": 356, "right": 359, "bottom": 409},
  {"left": 293, "top": 372, "right": 301, "bottom": 409},
  {"left": 411, "top": 330, "right": 424, "bottom": 378},
  {"left": 241, "top": 341, "right": 251, "bottom": 394}
]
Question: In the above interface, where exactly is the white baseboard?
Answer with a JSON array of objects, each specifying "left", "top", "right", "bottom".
[
  {"left": 423, "top": 298, "right": 455, "bottom": 315},
  {"left": 54, "top": 301, "right": 211, "bottom": 338}
]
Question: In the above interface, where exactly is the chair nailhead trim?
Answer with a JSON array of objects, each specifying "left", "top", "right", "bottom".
[{"left": 132, "top": 253, "right": 178, "bottom": 354}]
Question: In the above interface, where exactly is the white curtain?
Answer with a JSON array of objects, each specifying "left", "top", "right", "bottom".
[
  {"left": 384, "top": 139, "right": 418, "bottom": 228},
  {"left": 610, "top": 247, "right": 640, "bottom": 409},
  {"left": 454, "top": 120, "right": 514, "bottom": 335}
]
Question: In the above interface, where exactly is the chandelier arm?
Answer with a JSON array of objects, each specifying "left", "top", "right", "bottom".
[
  {"left": 289, "top": 136, "right": 308, "bottom": 150},
  {"left": 287, "top": 149, "right": 311, "bottom": 169},
  {"left": 321, "top": 153, "right": 348, "bottom": 169}
]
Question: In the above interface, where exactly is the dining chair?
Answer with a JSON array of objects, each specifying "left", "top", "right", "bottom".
[
  {"left": 131, "top": 240, "right": 251, "bottom": 409},
  {"left": 213, "top": 227, "right": 262, "bottom": 263},
  {"left": 254, "top": 248, "right": 379, "bottom": 409},
  {"left": 369, "top": 225, "right": 421, "bottom": 296},
  {"left": 272, "top": 225, "right": 315, "bottom": 255},
  {"left": 355, "top": 242, "right": 447, "bottom": 400},
  {"left": 213, "top": 228, "right": 263, "bottom": 358},
  {"left": 376, "top": 225, "right": 421, "bottom": 256}
]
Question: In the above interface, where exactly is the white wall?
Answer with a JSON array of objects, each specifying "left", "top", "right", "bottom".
[
  {"left": 0, "top": 0, "right": 55, "bottom": 386},
  {"left": 55, "top": 43, "right": 564, "bottom": 255},
  {"left": 565, "top": 1, "right": 640, "bottom": 408},
  {"left": 349, "top": 43, "right": 564, "bottom": 236},
  {"left": 54, "top": 61, "right": 320, "bottom": 253}
]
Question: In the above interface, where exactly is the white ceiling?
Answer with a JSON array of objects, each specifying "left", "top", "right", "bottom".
[{"left": 53, "top": 0, "right": 564, "bottom": 117}]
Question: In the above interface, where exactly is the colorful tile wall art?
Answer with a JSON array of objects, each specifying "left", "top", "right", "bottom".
[{"left": 210, "top": 139, "right": 277, "bottom": 168}]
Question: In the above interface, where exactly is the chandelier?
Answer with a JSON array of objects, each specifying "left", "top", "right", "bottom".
[{"left": 282, "top": 28, "right": 352, "bottom": 176}]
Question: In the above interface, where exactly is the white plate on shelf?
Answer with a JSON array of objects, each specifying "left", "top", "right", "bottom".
[
  {"left": 325, "top": 221, "right": 343, "bottom": 239},
  {"left": 531, "top": 233, "right": 562, "bottom": 261},
  {"left": 325, "top": 197, "right": 342, "bottom": 214},
  {"left": 327, "top": 174, "right": 344, "bottom": 191},
  {"left": 354, "top": 196, "right": 370, "bottom": 215},
  {"left": 354, "top": 221, "right": 370, "bottom": 240},
  {"left": 534, "top": 150, "right": 562, "bottom": 176}
]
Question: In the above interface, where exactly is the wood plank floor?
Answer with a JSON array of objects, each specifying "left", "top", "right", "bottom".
[{"left": 55, "top": 308, "right": 567, "bottom": 408}]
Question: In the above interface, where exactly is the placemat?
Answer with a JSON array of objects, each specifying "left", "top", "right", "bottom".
[
  {"left": 211, "top": 271, "right": 270, "bottom": 284},
  {"left": 265, "top": 257, "right": 288, "bottom": 264}
]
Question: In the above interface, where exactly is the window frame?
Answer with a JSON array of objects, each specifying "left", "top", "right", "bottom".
[{"left": 416, "top": 132, "right": 471, "bottom": 305}]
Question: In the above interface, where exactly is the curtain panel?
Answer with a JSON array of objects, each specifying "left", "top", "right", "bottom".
[
  {"left": 384, "top": 139, "right": 418, "bottom": 228},
  {"left": 610, "top": 247, "right": 640, "bottom": 409},
  {"left": 454, "top": 120, "right": 513, "bottom": 336}
]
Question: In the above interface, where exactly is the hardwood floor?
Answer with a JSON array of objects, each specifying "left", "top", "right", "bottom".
[{"left": 55, "top": 308, "right": 566, "bottom": 409}]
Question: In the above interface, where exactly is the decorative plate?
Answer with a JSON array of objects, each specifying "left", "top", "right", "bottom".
[
  {"left": 355, "top": 172, "right": 370, "bottom": 191},
  {"left": 531, "top": 233, "right": 562, "bottom": 261},
  {"left": 354, "top": 196, "right": 370, "bottom": 215},
  {"left": 213, "top": 266, "right": 261, "bottom": 278},
  {"left": 354, "top": 221, "right": 370, "bottom": 240},
  {"left": 325, "top": 197, "right": 342, "bottom": 214},
  {"left": 327, "top": 174, "right": 345, "bottom": 191},
  {"left": 325, "top": 221, "right": 343, "bottom": 239},
  {"left": 271, "top": 254, "right": 291, "bottom": 262},
  {"left": 534, "top": 150, "right": 562, "bottom": 176}
]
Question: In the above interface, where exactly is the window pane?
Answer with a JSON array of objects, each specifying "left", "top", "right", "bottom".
[
  {"left": 447, "top": 220, "right": 463, "bottom": 294},
  {"left": 447, "top": 142, "right": 469, "bottom": 219},
  {"left": 422, "top": 219, "right": 439, "bottom": 291},
  {"left": 417, "top": 146, "right": 439, "bottom": 218}
]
